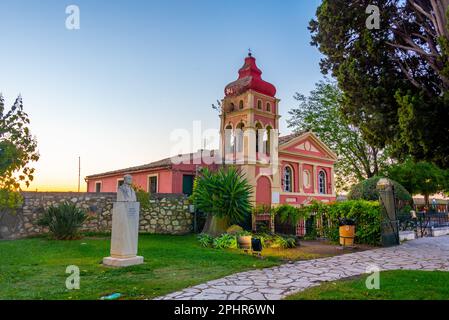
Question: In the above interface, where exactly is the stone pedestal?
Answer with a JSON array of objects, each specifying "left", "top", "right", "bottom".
[{"left": 103, "top": 201, "right": 144, "bottom": 267}]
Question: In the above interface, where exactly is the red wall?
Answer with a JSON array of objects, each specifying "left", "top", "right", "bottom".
[
  {"left": 87, "top": 168, "right": 173, "bottom": 193},
  {"left": 86, "top": 160, "right": 218, "bottom": 194}
]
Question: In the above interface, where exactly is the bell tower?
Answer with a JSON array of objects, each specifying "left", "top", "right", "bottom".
[{"left": 220, "top": 53, "right": 281, "bottom": 204}]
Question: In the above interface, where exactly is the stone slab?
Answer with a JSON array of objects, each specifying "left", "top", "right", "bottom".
[
  {"left": 399, "top": 231, "right": 416, "bottom": 241},
  {"left": 432, "top": 227, "right": 449, "bottom": 237},
  {"left": 103, "top": 255, "right": 144, "bottom": 267}
]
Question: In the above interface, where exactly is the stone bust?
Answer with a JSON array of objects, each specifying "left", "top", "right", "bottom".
[{"left": 117, "top": 174, "right": 137, "bottom": 202}]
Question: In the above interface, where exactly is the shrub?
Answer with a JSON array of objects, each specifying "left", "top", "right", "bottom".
[
  {"left": 212, "top": 234, "right": 238, "bottom": 249},
  {"left": 274, "top": 204, "right": 310, "bottom": 228},
  {"left": 226, "top": 225, "right": 243, "bottom": 235},
  {"left": 197, "top": 233, "right": 214, "bottom": 247},
  {"left": 37, "top": 202, "right": 87, "bottom": 240},
  {"left": 253, "top": 233, "right": 297, "bottom": 249},
  {"left": 197, "top": 232, "right": 297, "bottom": 249},
  {"left": 347, "top": 176, "right": 412, "bottom": 202},
  {"left": 271, "top": 235, "right": 296, "bottom": 249},
  {"left": 133, "top": 184, "right": 151, "bottom": 210},
  {"left": 305, "top": 200, "right": 382, "bottom": 245},
  {"left": 191, "top": 167, "right": 253, "bottom": 235}
]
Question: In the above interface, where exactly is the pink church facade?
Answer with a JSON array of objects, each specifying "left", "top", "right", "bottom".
[{"left": 86, "top": 54, "right": 337, "bottom": 206}]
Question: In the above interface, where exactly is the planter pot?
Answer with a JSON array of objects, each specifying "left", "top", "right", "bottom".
[
  {"left": 339, "top": 225, "right": 355, "bottom": 246},
  {"left": 238, "top": 235, "right": 252, "bottom": 250},
  {"left": 251, "top": 237, "right": 263, "bottom": 252}
]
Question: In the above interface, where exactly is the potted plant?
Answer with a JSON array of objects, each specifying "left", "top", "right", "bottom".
[
  {"left": 339, "top": 217, "right": 356, "bottom": 246},
  {"left": 237, "top": 231, "right": 252, "bottom": 250}
]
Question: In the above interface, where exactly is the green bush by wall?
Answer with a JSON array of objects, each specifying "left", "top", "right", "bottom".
[{"left": 300, "top": 200, "right": 382, "bottom": 246}]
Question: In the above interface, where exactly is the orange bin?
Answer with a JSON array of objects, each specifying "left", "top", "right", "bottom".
[{"left": 339, "top": 225, "right": 355, "bottom": 246}]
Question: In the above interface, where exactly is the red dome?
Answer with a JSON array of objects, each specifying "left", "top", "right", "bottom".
[{"left": 225, "top": 54, "right": 276, "bottom": 98}]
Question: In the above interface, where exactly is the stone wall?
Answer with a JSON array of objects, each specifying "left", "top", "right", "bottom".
[{"left": 0, "top": 192, "right": 193, "bottom": 239}]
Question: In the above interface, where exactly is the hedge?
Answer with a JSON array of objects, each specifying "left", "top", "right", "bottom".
[
  {"left": 300, "top": 200, "right": 382, "bottom": 246},
  {"left": 347, "top": 176, "right": 412, "bottom": 202}
]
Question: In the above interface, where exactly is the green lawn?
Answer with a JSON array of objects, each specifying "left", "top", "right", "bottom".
[
  {"left": 286, "top": 270, "right": 449, "bottom": 300},
  {"left": 0, "top": 234, "right": 280, "bottom": 300}
]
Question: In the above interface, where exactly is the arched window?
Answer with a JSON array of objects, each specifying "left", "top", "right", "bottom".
[
  {"left": 236, "top": 123, "right": 244, "bottom": 153},
  {"left": 319, "top": 170, "right": 327, "bottom": 194},
  {"left": 225, "top": 124, "right": 234, "bottom": 154},
  {"left": 283, "top": 166, "right": 293, "bottom": 192},
  {"left": 239, "top": 100, "right": 244, "bottom": 110},
  {"left": 266, "top": 102, "right": 271, "bottom": 112},
  {"left": 255, "top": 123, "right": 263, "bottom": 153},
  {"left": 265, "top": 126, "right": 272, "bottom": 155},
  {"left": 257, "top": 100, "right": 262, "bottom": 109}
]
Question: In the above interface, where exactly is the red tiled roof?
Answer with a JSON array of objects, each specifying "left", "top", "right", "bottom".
[
  {"left": 86, "top": 132, "right": 306, "bottom": 180},
  {"left": 85, "top": 151, "right": 213, "bottom": 179},
  {"left": 278, "top": 131, "right": 307, "bottom": 145}
]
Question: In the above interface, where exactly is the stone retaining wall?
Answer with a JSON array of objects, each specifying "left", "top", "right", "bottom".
[{"left": 0, "top": 192, "right": 193, "bottom": 239}]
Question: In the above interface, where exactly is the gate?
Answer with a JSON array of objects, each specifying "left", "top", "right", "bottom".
[{"left": 377, "top": 178, "right": 400, "bottom": 246}]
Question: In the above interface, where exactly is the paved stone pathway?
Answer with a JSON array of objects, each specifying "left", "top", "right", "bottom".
[{"left": 155, "top": 236, "right": 449, "bottom": 300}]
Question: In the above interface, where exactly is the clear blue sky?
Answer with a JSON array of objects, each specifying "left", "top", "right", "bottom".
[{"left": 0, "top": 0, "right": 324, "bottom": 191}]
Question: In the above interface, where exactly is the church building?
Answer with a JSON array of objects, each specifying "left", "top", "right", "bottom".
[{"left": 86, "top": 53, "right": 337, "bottom": 207}]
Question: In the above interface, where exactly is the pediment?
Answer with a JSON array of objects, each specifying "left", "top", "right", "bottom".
[{"left": 279, "top": 132, "right": 337, "bottom": 161}]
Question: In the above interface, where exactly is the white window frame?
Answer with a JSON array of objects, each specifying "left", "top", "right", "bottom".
[
  {"left": 116, "top": 178, "right": 124, "bottom": 191},
  {"left": 94, "top": 181, "right": 102, "bottom": 193},
  {"left": 319, "top": 170, "right": 327, "bottom": 194},
  {"left": 147, "top": 174, "right": 158, "bottom": 193},
  {"left": 283, "top": 165, "right": 294, "bottom": 192}
]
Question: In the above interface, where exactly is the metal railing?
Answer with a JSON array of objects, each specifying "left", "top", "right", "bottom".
[{"left": 398, "top": 210, "right": 449, "bottom": 237}]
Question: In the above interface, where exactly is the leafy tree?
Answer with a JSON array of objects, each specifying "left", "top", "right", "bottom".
[
  {"left": 0, "top": 94, "right": 39, "bottom": 191},
  {"left": 386, "top": 159, "right": 449, "bottom": 206},
  {"left": 309, "top": 0, "right": 449, "bottom": 167},
  {"left": 287, "top": 80, "right": 393, "bottom": 192},
  {"left": 191, "top": 166, "right": 253, "bottom": 236}
]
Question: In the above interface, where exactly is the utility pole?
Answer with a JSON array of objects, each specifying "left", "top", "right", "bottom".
[{"left": 78, "top": 156, "right": 81, "bottom": 192}]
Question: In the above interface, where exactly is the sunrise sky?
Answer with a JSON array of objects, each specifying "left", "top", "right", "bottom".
[{"left": 0, "top": 0, "right": 324, "bottom": 191}]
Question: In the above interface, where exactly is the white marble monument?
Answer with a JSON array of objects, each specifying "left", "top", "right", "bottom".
[{"left": 103, "top": 174, "right": 144, "bottom": 267}]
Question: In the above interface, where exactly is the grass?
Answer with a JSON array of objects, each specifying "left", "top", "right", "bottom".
[
  {"left": 285, "top": 270, "right": 449, "bottom": 300},
  {"left": 0, "top": 234, "right": 281, "bottom": 300},
  {"left": 261, "top": 248, "right": 327, "bottom": 261}
]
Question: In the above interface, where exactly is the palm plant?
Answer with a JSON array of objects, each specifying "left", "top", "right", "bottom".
[
  {"left": 37, "top": 202, "right": 87, "bottom": 239},
  {"left": 191, "top": 166, "right": 253, "bottom": 236}
]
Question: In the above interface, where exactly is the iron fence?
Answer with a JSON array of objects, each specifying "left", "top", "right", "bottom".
[{"left": 398, "top": 210, "right": 449, "bottom": 237}]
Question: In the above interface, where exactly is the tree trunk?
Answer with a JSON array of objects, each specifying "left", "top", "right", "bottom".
[
  {"left": 424, "top": 194, "right": 430, "bottom": 208},
  {"left": 202, "top": 215, "right": 229, "bottom": 236}
]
